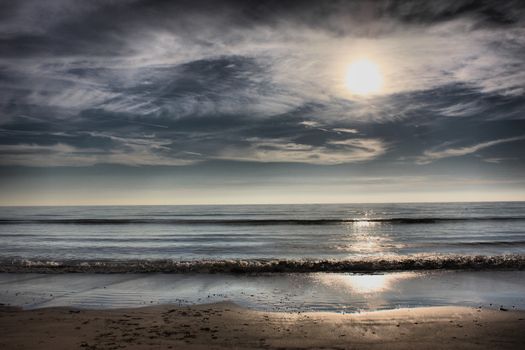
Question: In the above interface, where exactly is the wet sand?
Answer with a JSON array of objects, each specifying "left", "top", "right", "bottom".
[
  {"left": 3, "top": 271, "right": 525, "bottom": 312},
  {"left": 1, "top": 302, "right": 524, "bottom": 349}
]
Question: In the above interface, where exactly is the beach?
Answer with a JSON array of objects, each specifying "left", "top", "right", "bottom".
[
  {"left": 1, "top": 203, "right": 525, "bottom": 348},
  {"left": 1, "top": 302, "right": 524, "bottom": 350},
  {"left": 1, "top": 270, "right": 525, "bottom": 349}
]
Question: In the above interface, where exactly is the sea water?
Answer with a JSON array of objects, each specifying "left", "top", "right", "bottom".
[{"left": 0, "top": 202, "right": 524, "bottom": 272}]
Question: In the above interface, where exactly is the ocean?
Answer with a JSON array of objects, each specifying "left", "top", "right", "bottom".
[
  {"left": 1, "top": 202, "right": 524, "bottom": 273},
  {"left": 1, "top": 202, "right": 525, "bottom": 311}
]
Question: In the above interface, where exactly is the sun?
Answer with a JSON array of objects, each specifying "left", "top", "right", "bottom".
[{"left": 345, "top": 59, "right": 383, "bottom": 95}]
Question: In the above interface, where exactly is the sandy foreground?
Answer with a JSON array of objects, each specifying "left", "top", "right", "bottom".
[{"left": 1, "top": 302, "right": 524, "bottom": 350}]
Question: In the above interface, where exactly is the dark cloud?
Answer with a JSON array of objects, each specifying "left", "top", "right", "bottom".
[{"left": 2, "top": 1, "right": 524, "bottom": 58}]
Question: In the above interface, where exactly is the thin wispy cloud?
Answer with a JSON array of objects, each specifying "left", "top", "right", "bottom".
[
  {"left": 417, "top": 136, "right": 525, "bottom": 164},
  {"left": 218, "top": 137, "right": 386, "bottom": 165},
  {"left": 333, "top": 128, "right": 359, "bottom": 134}
]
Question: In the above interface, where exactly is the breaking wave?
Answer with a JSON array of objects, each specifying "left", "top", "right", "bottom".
[{"left": 1, "top": 255, "right": 524, "bottom": 273}]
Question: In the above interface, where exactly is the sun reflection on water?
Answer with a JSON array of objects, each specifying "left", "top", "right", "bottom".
[
  {"left": 339, "top": 219, "right": 395, "bottom": 255},
  {"left": 353, "top": 220, "right": 377, "bottom": 228}
]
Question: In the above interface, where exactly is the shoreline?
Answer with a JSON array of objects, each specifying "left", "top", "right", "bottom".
[
  {"left": 2, "top": 270, "right": 525, "bottom": 312},
  {"left": 1, "top": 302, "right": 524, "bottom": 349}
]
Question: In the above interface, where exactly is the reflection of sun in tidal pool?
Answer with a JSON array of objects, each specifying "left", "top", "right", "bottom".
[{"left": 314, "top": 272, "right": 416, "bottom": 294}]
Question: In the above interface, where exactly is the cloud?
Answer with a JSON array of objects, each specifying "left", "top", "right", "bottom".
[
  {"left": 2, "top": 1, "right": 525, "bottom": 116},
  {"left": 482, "top": 157, "right": 515, "bottom": 164},
  {"left": 416, "top": 135, "right": 525, "bottom": 164},
  {"left": 0, "top": 0, "right": 524, "bottom": 169},
  {"left": 299, "top": 121, "right": 321, "bottom": 128},
  {"left": 333, "top": 128, "right": 358, "bottom": 134},
  {"left": 218, "top": 137, "right": 386, "bottom": 165},
  {"left": 0, "top": 139, "right": 198, "bottom": 167}
]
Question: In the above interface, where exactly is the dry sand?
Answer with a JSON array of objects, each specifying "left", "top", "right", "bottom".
[{"left": 1, "top": 302, "right": 524, "bottom": 349}]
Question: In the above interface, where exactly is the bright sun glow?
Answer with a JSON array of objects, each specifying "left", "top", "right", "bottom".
[{"left": 345, "top": 59, "right": 383, "bottom": 95}]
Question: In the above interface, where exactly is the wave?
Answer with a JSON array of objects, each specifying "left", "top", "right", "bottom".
[
  {"left": 1, "top": 255, "right": 524, "bottom": 273},
  {"left": 1, "top": 217, "right": 525, "bottom": 225}
]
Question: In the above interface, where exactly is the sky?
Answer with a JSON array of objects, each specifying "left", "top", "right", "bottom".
[{"left": 1, "top": 0, "right": 525, "bottom": 205}]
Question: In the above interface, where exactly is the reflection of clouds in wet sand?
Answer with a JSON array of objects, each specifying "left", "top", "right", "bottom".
[{"left": 312, "top": 272, "right": 417, "bottom": 294}]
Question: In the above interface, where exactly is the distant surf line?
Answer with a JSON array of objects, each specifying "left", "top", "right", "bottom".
[{"left": 1, "top": 217, "right": 525, "bottom": 225}]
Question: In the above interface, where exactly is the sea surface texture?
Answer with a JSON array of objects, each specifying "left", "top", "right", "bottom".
[{"left": 0, "top": 202, "right": 524, "bottom": 272}]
